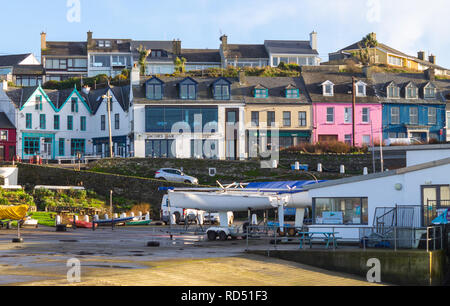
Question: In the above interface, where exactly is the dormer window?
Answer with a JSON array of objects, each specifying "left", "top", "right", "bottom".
[
  {"left": 406, "top": 83, "right": 418, "bottom": 99},
  {"left": 212, "top": 78, "right": 231, "bottom": 100},
  {"left": 146, "top": 77, "right": 164, "bottom": 100},
  {"left": 71, "top": 97, "right": 78, "bottom": 113},
  {"left": 254, "top": 85, "right": 268, "bottom": 98},
  {"left": 179, "top": 77, "right": 198, "bottom": 100},
  {"left": 424, "top": 83, "right": 436, "bottom": 99},
  {"left": 356, "top": 81, "right": 367, "bottom": 97},
  {"left": 321, "top": 81, "right": 334, "bottom": 96},
  {"left": 285, "top": 85, "right": 300, "bottom": 98},
  {"left": 35, "top": 95, "right": 42, "bottom": 111},
  {"left": 387, "top": 83, "right": 400, "bottom": 98}
]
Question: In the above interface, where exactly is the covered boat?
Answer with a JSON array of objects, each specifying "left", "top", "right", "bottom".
[{"left": 0, "top": 205, "right": 29, "bottom": 220}]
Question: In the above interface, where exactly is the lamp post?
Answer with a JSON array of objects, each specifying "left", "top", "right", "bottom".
[{"left": 102, "top": 83, "right": 114, "bottom": 159}]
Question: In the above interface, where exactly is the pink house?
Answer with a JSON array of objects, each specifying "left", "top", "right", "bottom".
[{"left": 302, "top": 71, "right": 383, "bottom": 147}]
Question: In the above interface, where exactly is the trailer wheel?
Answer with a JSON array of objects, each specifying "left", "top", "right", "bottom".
[
  {"left": 218, "top": 231, "right": 228, "bottom": 241},
  {"left": 207, "top": 231, "right": 217, "bottom": 241}
]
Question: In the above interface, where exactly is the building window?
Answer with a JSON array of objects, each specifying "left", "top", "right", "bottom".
[
  {"left": 286, "top": 89, "right": 300, "bottom": 98},
  {"left": 344, "top": 107, "right": 352, "bottom": 124},
  {"left": 388, "top": 55, "right": 402, "bottom": 66},
  {"left": 356, "top": 83, "right": 366, "bottom": 97},
  {"left": 391, "top": 107, "right": 400, "bottom": 124},
  {"left": 115, "top": 114, "right": 120, "bottom": 130},
  {"left": 71, "top": 139, "right": 85, "bottom": 156},
  {"left": 40, "top": 114, "right": 46, "bottom": 130},
  {"left": 283, "top": 112, "right": 291, "bottom": 127},
  {"left": 428, "top": 108, "right": 437, "bottom": 125},
  {"left": 24, "top": 137, "right": 40, "bottom": 156},
  {"left": 146, "top": 84, "right": 163, "bottom": 100},
  {"left": 362, "top": 108, "right": 370, "bottom": 123},
  {"left": 313, "top": 197, "right": 369, "bottom": 225},
  {"left": 26, "top": 114, "right": 32, "bottom": 129},
  {"left": 298, "top": 112, "right": 307, "bottom": 127},
  {"left": 180, "top": 84, "right": 197, "bottom": 100},
  {"left": 410, "top": 107, "right": 419, "bottom": 125},
  {"left": 254, "top": 89, "right": 268, "bottom": 99},
  {"left": 0, "top": 131, "right": 8, "bottom": 141},
  {"left": 251, "top": 112, "right": 259, "bottom": 127},
  {"left": 71, "top": 98, "right": 78, "bottom": 112},
  {"left": 54, "top": 115, "right": 60, "bottom": 130},
  {"left": 326, "top": 107, "right": 334, "bottom": 123},
  {"left": 424, "top": 86, "right": 436, "bottom": 99},
  {"left": 267, "top": 111, "right": 276, "bottom": 127},
  {"left": 101, "top": 115, "right": 106, "bottom": 131},
  {"left": 80, "top": 116, "right": 86, "bottom": 131},
  {"left": 322, "top": 82, "right": 334, "bottom": 96},
  {"left": 344, "top": 134, "right": 352, "bottom": 145},
  {"left": 362, "top": 135, "right": 371, "bottom": 145},
  {"left": 214, "top": 85, "right": 230, "bottom": 100},
  {"left": 58, "top": 139, "right": 65, "bottom": 156},
  {"left": 388, "top": 86, "right": 400, "bottom": 98},
  {"left": 35, "top": 95, "right": 42, "bottom": 110},
  {"left": 67, "top": 115, "right": 73, "bottom": 130},
  {"left": 406, "top": 86, "right": 417, "bottom": 99}
]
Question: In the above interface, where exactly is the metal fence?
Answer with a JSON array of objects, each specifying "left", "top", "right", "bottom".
[
  {"left": 425, "top": 200, "right": 450, "bottom": 226},
  {"left": 245, "top": 224, "right": 447, "bottom": 252}
]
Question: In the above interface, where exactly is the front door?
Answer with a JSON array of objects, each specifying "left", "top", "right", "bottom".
[
  {"left": 42, "top": 138, "right": 53, "bottom": 160},
  {"left": 226, "top": 110, "right": 238, "bottom": 160}
]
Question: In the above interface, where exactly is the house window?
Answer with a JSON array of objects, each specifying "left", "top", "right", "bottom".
[
  {"left": 24, "top": 137, "right": 40, "bottom": 156},
  {"left": 362, "top": 135, "right": 371, "bottom": 145},
  {"left": 101, "top": 115, "right": 106, "bottom": 131},
  {"left": 326, "top": 107, "right": 335, "bottom": 123},
  {"left": 80, "top": 116, "right": 86, "bottom": 131},
  {"left": 254, "top": 89, "right": 268, "bottom": 99},
  {"left": 214, "top": 85, "right": 230, "bottom": 100},
  {"left": 324, "top": 85, "right": 333, "bottom": 96},
  {"left": 362, "top": 108, "right": 370, "bottom": 123},
  {"left": 71, "top": 139, "right": 85, "bottom": 156},
  {"left": 251, "top": 112, "right": 259, "bottom": 127},
  {"left": 54, "top": 115, "right": 60, "bottom": 130},
  {"left": 313, "top": 197, "right": 369, "bottom": 225},
  {"left": 356, "top": 83, "right": 366, "bottom": 97},
  {"left": 391, "top": 107, "right": 400, "bottom": 124},
  {"left": 146, "top": 84, "right": 163, "bottom": 100},
  {"left": 286, "top": 89, "right": 300, "bottom": 98},
  {"left": 388, "top": 86, "right": 400, "bottom": 98},
  {"left": 115, "top": 114, "right": 120, "bottom": 130},
  {"left": 71, "top": 98, "right": 78, "bottom": 113},
  {"left": 298, "top": 112, "right": 307, "bottom": 127},
  {"left": 0, "top": 131, "right": 8, "bottom": 141},
  {"left": 428, "top": 108, "right": 437, "bottom": 125},
  {"left": 344, "top": 135, "right": 352, "bottom": 145},
  {"left": 344, "top": 107, "right": 352, "bottom": 124},
  {"left": 35, "top": 95, "right": 42, "bottom": 110},
  {"left": 407, "top": 86, "right": 417, "bottom": 99},
  {"left": 267, "top": 111, "right": 276, "bottom": 127},
  {"left": 40, "top": 114, "right": 46, "bottom": 130},
  {"left": 388, "top": 56, "right": 403, "bottom": 66},
  {"left": 58, "top": 139, "right": 65, "bottom": 156},
  {"left": 425, "top": 86, "right": 436, "bottom": 99},
  {"left": 410, "top": 107, "right": 419, "bottom": 125},
  {"left": 26, "top": 114, "right": 32, "bottom": 129},
  {"left": 180, "top": 84, "right": 197, "bottom": 100},
  {"left": 283, "top": 112, "right": 291, "bottom": 127},
  {"left": 67, "top": 116, "right": 73, "bottom": 130}
]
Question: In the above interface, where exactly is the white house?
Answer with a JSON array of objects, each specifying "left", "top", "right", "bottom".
[{"left": 303, "top": 158, "right": 450, "bottom": 239}]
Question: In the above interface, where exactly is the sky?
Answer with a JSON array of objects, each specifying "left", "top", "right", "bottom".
[{"left": 1, "top": 0, "right": 449, "bottom": 68}]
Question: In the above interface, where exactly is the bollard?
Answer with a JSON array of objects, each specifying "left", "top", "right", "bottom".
[
  {"left": 363, "top": 167, "right": 368, "bottom": 175},
  {"left": 55, "top": 215, "right": 61, "bottom": 226},
  {"left": 145, "top": 212, "right": 150, "bottom": 221},
  {"left": 131, "top": 212, "right": 135, "bottom": 218},
  {"left": 114, "top": 213, "right": 119, "bottom": 219},
  {"left": 317, "top": 163, "right": 323, "bottom": 172},
  {"left": 340, "top": 165, "right": 345, "bottom": 174},
  {"left": 104, "top": 214, "right": 109, "bottom": 220}
]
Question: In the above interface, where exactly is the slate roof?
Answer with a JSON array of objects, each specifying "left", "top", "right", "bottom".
[
  {"left": 0, "top": 112, "right": 15, "bottom": 129},
  {"left": 131, "top": 41, "right": 174, "bottom": 62},
  {"left": 371, "top": 73, "right": 447, "bottom": 104},
  {"left": 42, "top": 41, "right": 87, "bottom": 57},
  {"left": 301, "top": 71, "right": 378, "bottom": 103},
  {"left": 80, "top": 85, "right": 131, "bottom": 114},
  {"left": 181, "top": 49, "right": 221, "bottom": 63},
  {"left": 223, "top": 44, "right": 269, "bottom": 59},
  {"left": 133, "top": 76, "right": 310, "bottom": 104},
  {"left": 0, "top": 54, "right": 33, "bottom": 67},
  {"left": 264, "top": 40, "right": 318, "bottom": 55}
]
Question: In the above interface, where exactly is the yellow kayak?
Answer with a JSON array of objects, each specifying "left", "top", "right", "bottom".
[{"left": 0, "top": 205, "right": 29, "bottom": 220}]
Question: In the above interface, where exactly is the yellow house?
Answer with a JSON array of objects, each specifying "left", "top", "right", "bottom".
[{"left": 329, "top": 33, "right": 449, "bottom": 76}]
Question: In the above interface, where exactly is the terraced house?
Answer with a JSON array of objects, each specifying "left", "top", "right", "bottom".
[
  {"left": 0, "top": 80, "right": 131, "bottom": 160},
  {"left": 372, "top": 70, "right": 448, "bottom": 142}
]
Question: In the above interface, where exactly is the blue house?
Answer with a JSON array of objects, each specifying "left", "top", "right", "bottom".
[{"left": 373, "top": 72, "right": 447, "bottom": 142}]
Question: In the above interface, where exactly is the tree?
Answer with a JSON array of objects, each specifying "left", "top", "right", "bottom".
[
  {"left": 174, "top": 57, "right": 187, "bottom": 74},
  {"left": 137, "top": 45, "right": 151, "bottom": 75},
  {"left": 355, "top": 33, "right": 379, "bottom": 65}
]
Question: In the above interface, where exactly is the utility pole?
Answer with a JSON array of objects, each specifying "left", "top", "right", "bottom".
[
  {"left": 102, "top": 81, "right": 114, "bottom": 159},
  {"left": 352, "top": 77, "right": 356, "bottom": 147}
]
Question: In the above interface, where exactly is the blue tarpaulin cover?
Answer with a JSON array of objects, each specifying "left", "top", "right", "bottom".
[
  {"left": 245, "top": 181, "right": 325, "bottom": 194},
  {"left": 432, "top": 209, "right": 449, "bottom": 225}
]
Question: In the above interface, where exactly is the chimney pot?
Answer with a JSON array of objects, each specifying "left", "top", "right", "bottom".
[
  {"left": 429, "top": 54, "right": 436, "bottom": 65},
  {"left": 40, "top": 32, "right": 47, "bottom": 50},
  {"left": 238, "top": 70, "right": 246, "bottom": 85},
  {"left": 310, "top": 31, "right": 318, "bottom": 51},
  {"left": 418, "top": 51, "right": 425, "bottom": 61}
]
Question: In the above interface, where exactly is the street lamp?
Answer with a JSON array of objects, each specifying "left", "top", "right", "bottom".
[{"left": 102, "top": 83, "right": 114, "bottom": 159}]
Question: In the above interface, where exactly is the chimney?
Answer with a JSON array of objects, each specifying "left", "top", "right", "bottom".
[
  {"left": 310, "top": 31, "right": 318, "bottom": 51},
  {"left": 0, "top": 80, "right": 7, "bottom": 91},
  {"left": 238, "top": 70, "right": 246, "bottom": 85},
  {"left": 425, "top": 68, "right": 435, "bottom": 81},
  {"left": 418, "top": 51, "right": 425, "bottom": 61},
  {"left": 87, "top": 31, "right": 93, "bottom": 48},
  {"left": 40, "top": 32, "right": 47, "bottom": 50},
  {"left": 429, "top": 54, "right": 436, "bottom": 65},
  {"left": 220, "top": 35, "right": 228, "bottom": 51}
]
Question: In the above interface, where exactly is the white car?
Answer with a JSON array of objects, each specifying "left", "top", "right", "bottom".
[{"left": 155, "top": 168, "right": 199, "bottom": 185}]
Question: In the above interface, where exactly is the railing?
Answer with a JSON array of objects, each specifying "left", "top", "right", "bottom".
[{"left": 245, "top": 224, "right": 446, "bottom": 252}]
